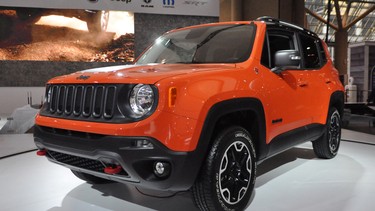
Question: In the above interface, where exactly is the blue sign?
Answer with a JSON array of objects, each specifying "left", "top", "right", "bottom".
[{"left": 163, "top": 0, "right": 175, "bottom": 6}]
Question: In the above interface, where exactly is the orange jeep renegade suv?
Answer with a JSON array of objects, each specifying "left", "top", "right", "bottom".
[{"left": 34, "top": 17, "right": 344, "bottom": 210}]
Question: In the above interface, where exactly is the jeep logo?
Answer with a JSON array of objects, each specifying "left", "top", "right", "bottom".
[
  {"left": 111, "top": 0, "right": 132, "bottom": 2},
  {"left": 76, "top": 75, "right": 90, "bottom": 80}
]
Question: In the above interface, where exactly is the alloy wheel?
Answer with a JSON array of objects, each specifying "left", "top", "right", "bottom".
[{"left": 219, "top": 141, "right": 252, "bottom": 205}]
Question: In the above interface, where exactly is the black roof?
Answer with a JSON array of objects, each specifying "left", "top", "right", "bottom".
[{"left": 256, "top": 16, "right": 320, "bottom": 39}]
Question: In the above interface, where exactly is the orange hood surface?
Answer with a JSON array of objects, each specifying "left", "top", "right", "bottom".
[{"left": 48, "top": 64, "right": 237, "bottom": 84}]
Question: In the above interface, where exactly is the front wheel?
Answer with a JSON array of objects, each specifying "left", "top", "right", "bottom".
[
  {"left": 192, "top": 126, "right": 256, "bottom": 211},
  {"left": 312, "top": 107, "right": 341, "bottom": 159}
]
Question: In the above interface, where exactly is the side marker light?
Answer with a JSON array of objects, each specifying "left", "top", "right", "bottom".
[{"left": 168, "top": 87, "right": 177, "bottom": 107}]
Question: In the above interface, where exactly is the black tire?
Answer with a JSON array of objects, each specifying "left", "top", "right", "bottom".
[
  {"left": 86, "top": 11, "right": 109, "bottom": 33},
  {"left": 192, "top": 126, "right": 256, "bottom": 211},
  {"left": 71, "top": 170, "right": 112, "bottom": 184},
  {"left": 312, "top": 107, "right": 341, "bottom": 159}
]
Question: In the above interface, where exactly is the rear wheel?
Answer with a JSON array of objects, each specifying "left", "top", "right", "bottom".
[
  {"left": 192, "top": 126, "right": 256, "bottom": 211},
  {"left": 313, "top": 107, "right": 341, "bottom": 159},
  {"left": 71, "top": 170, "right": 112, "bottom": 184}
]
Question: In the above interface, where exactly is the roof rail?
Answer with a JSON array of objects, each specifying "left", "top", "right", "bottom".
[
  {"left": 256, "top": 16, "right": 306, "bottom": 32},
  {"left": 256, "top": 16, "right": 280, "bottom": 23}
]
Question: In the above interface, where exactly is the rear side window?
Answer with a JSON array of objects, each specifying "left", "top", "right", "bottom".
[
  {"left": 317, "top": 40, "right": 328, "bottom": 64},
  {"left": 300, "top": 34, "right": 320, "bottom": 69}
]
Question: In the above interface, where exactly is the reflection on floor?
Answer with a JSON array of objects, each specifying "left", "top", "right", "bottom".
[
  {"left": 343, "top": 114, "right": 375, "bottom": 135},
  {"left": 0, "top": 134, "right": 35, "bottom": 158},
  {"left": 0, "top": 130, "right": 374, "bottom": 211}
]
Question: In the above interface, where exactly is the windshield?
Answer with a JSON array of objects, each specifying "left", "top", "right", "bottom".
[{"left": 136, "top": 24, "right": 256, "bottom": 65}]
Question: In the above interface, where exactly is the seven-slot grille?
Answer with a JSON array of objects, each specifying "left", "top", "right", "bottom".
[{"left": 40, "top": 84, "right": 124, "bottom": 122}]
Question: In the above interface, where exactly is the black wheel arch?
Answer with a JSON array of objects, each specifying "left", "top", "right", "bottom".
[
  {"left": 329, "top": 91, "right": 345, "bottom": 118},
  {"left": 194, "top": 98, "right": 268, "bottom": 173}
]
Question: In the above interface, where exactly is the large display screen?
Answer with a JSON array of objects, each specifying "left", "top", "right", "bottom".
[{"left": 0, "top": 0, "right": 219, "bottom": 17}]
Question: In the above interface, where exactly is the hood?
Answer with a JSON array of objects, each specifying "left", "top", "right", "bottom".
[{"left": 48, "top": 63, "right": 237, "bottom": 84}]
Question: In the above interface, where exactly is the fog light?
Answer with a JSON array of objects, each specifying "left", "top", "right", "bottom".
[{"left": 153, "top": 161, "right": 171, "bottom": 178}]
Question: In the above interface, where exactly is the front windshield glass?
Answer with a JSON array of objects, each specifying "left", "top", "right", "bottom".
[{"left": 136, "top": 24, "right": 256, "bottom": 65}]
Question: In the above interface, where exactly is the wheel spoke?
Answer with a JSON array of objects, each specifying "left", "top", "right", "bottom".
[
  {"left": 238, "top": 177, "right": 249, "bottom": 187},
  {"left": 220, "top": 153, "right": 228, "bottom": 174},
  {"left": 229, "top": 183, "right": 238, "bottom": 202},
  {"left": 221, "top": 175, "right": 233, "bottom": 190},
  {"left": 229, "top": 147, "right": 237, "bottom": 163},
  {"left": 239, "top": 150, "right": 248, "bottom": 167}
]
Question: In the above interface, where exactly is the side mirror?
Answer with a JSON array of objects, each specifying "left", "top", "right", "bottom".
[{"left": 272, "top": 50, "right": 301, "bottom": 74}]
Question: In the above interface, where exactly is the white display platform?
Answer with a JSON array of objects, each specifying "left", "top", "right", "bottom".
[{"left": 0, "top": 130, "right": 374, "bottom": 211}]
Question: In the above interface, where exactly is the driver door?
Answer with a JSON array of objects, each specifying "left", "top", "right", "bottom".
[{"left": 259, "top": 29, "right": 312, "bottom": 143}]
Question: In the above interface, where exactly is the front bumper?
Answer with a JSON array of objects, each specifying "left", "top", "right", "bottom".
[{"left": 33, "top": 125, "right": 202, "bottom": 191}]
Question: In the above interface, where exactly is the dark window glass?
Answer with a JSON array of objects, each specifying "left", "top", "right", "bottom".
[
  {"left": 136, "top": 24, "right": 256, "bottom": 64},
  {"left": 300, "top": 34, "right": 320, "bottom": 69},
  {"left": 317, "top": 40, "right": 327, "bottom": 64},
  {"left": 267, "top": 31, "right": 296, "bottom": 68},
  {"left": 261, "top": 34, "right": 270, "bottom": 68}
]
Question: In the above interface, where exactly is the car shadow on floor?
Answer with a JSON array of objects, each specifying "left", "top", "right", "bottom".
[
  {"left": 48, "top": 178, "right": 197, "bottom": 211},
  {"left": 255, "top": 145, "right": 317, "bottom": 187}
]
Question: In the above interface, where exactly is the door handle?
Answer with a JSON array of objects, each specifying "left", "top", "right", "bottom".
[{"left": 298, "top": 79, "right": 308, "bottom": 87}]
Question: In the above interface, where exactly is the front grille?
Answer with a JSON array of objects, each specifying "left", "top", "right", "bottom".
[
  {"left": 40, "top": 84, "right": 132, "bottom": 123},
  {"left": 47, "top": 150, "right": 128, "bottom": 176}
]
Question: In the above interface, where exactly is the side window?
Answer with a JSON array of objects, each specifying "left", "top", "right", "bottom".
[
  {"left": 317, "top": 40, "right": 328, "bottom": 64},
  {"left": 261, "top": 34, "right": 270, "bottom": 67},
  {"left": 267, "top": 30, "right": 296, "bottom": 68},
  {"left": 300, "top": 34, "right": 320, "bottom": 69}
]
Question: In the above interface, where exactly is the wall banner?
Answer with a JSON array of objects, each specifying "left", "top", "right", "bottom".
[{"left": 0, "top": 0, "right": 219, "bottom": 17}]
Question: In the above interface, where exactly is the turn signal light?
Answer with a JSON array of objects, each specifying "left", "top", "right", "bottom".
[{"left": 168, "top": 87, "right": 177, "bottom": 107}]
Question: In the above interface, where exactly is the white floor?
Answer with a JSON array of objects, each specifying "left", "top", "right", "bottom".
[{"left": 0, "top": 130, "right": 374, "bottom": 211}]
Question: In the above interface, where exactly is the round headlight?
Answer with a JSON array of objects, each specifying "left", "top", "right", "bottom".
[{"left": 129, "top": 84, "right": 155, "bottom": 118}]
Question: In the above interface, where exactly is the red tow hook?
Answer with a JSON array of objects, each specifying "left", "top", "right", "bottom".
[
  {"left": 104, "top": 165, "right": 122, "bottom": 175},
  {"left": 36, "top": 149, "right": 47, "bottom": 156}
]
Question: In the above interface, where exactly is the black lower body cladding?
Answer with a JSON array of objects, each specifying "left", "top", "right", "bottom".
[{"left": 33, "top": 125, "right": 203, "bottom": 191}]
